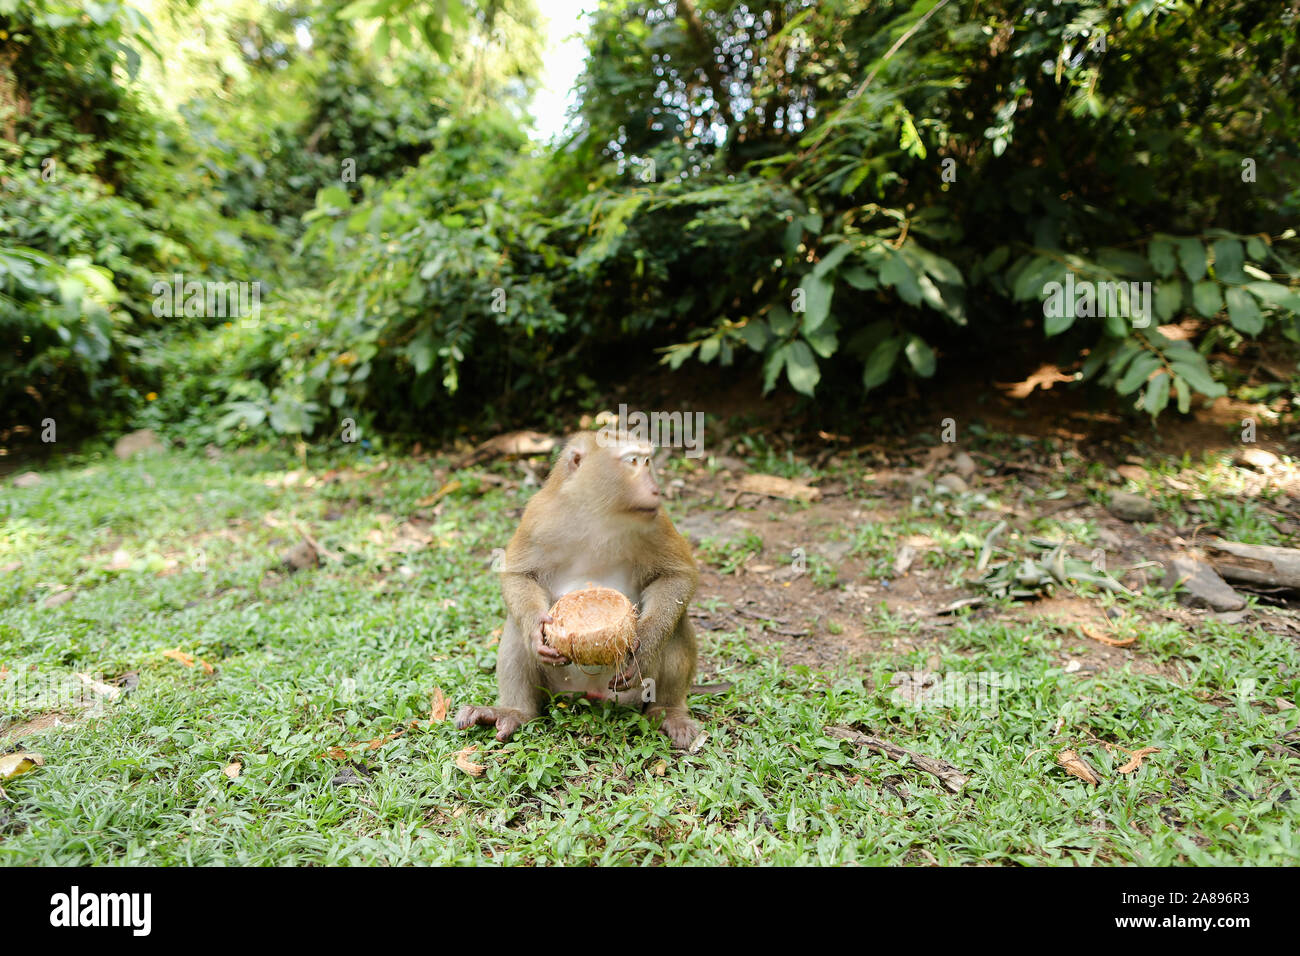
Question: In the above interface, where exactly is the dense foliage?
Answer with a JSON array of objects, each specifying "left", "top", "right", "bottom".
[{"left": 3, "top": 0, "right": 1298, "bottom": 444}]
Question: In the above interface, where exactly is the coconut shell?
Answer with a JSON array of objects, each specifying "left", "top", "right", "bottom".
[{"left": 546, "top": 586, "right": 638, "bottom": 667}]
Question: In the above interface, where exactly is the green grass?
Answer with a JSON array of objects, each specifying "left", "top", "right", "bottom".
[{"left": 1, "top": 447, "right": 1298, "bottom": 865}]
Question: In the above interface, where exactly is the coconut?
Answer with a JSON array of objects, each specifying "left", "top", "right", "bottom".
[{"left": 546, "top": 586, "right": 638, "bottom": 667}]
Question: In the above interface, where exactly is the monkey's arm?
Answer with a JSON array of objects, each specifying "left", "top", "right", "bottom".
[
  {"left": 610, "top": 566, "right": 696, "bottom": 689},
  {"left": 500, "top": 569, "right": 568, "bottom": 665},
  {"left": 500, "top": 570, "right": 550, "bottom": 625}
]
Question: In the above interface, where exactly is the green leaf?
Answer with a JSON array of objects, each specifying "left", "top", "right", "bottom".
[
  {"left": 1116, "top": 352, "right": 1160, "bottom": 395},
  {"left": 1173, "top": 375, "right": 1190, "bottom": 413},
  {"left": 1154, "top": 280, "right": 1183, "bottom": 322},
  {"left": 812, "top": 243, "right": 853, "bottom": 278},
  {"left": 904, "top": 335, "right": 936, "bottom": 377},
  {"left": 1191, "top": 280, "right": 1223, "bottom": 318},
  {"left": 784, "top": 341, "right": 821, "bottom": 396},
  {"left": 803, "top": 318, "right": 839, "bottom": 359},
  {"left": 1148, "top": 238, "right": 1177, "bottom": 278},
  {"left": 406, "top": 331, "right": 436, "bottom": 375},
  {"left": 1212, "top": 239, "right": 1246, "bottom": 283},
  {"left": 1142, "top": 372, "right": 1170, "bottom": 416},
  {"left": 762, "top": 345, "right": 787, "bottom": 394},
  {"left": 768, "top": 305, "right": 796, "bottom": 336},
  {"left": 840, "top": 265, "right": 878, "bottom": 291},
  {"left": 1224, "top": 286, "right": 1263, "bottom": 335},
  {"left": 799, "top": 273, "right": 834, "bottom": 333},
  {"left": 1174, "top": 239, "right": 1207, "bottom": 281},
  {"left": 666, "top": 342, "right": 698, "bottom": 370},
  {"left": 863, "top": 335, "right": 903, "bottom": 390},
  {"left": 1044, "top": 299, "right": 1076, "bottom": 337},
  {"left": 1246, "top": 281, "right": 1300, "bottom": 311},
  {"left": 316, "top": 185, "right": 352, "bottom": 211},
  {"left": 1012, "top": 257, "right": 1061, "bottom": 302},
  {"left": 1246, "top": 236, "right": 1269, "bottom": 260},
  {"left": 1169, "top": 356, "right": 1226, "bottom": 398},
  {"left": 736, "top": 320, "right": 769, "bottom": 352},
  {"left": 880, "top": 252, "right": 922, "bottom": 306},
  {"left": 901, "top": 242, "right": 964, "bottom": 286}
]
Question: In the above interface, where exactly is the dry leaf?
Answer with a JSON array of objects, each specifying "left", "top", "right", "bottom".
[
  {"left": 651, "top": 759, "right": 667, "bottom": 776},
  {"left": 0, "top": 664, "right": 8, "bottom": 681},
  {"left": 223, "top": 762, "right": 242, "bottom": 779},
  {"left": 1277, "top": 698, "right": 1296, "bottom": 711},
  {"left": 455, "top": 745, "right": 486, "bottom": 777},
  {"left": 737, "top": 474, "right": 821, "bottom": 502},
  {"left": 430, "top": 687, "right": 449, "bottom": 723},
  {"left": 996, "top": 363, "right": 1075, "bottom": 399},
  {"left": 322, "top": 747, "right": 348, "bottom": 760},
  {"left": 415, "top": 480, "right": 462, "bottom": 508},
  {"left": 366, "top": 729, "right": 404, "bottom": 750},
  {"left": 199, "top": 658, "right": 215, "bottom": 675},
  {"left": 76, "top": 672, "right": 120, "bottom": 699},
  {"left": 1057, "top": 749, "right": 1100, "bottom": 785},
  {"left": 43, "top": 590, "right": 76, "bottom": 608},
  {"left": 162, "top": 648, "right": 195, "bottom": 667},
  {"left": 1081, "top": 625, "right": 1137, "bottom": 648},
  {"left": 1117, "top": 747, "right": 1161, "bottom": 774},
  {"left": 0, "top": 752, "right": 44, "bottom": 780}
]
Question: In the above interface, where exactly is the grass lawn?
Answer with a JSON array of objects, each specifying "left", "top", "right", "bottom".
[{"left": 1, "top": 440, "right": 1298, "bottom": 865}]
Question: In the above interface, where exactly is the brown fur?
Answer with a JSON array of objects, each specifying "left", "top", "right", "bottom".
[{"left": 455, "top": 430, "right": 701, "bottom": 749}]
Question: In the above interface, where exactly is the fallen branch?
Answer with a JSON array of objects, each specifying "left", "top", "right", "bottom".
[
  {"left": 825, "top": 725, "right": 970, "bottom": 793},
  {"left": 1204, "top": 539, "right": 1300, "bottom": 589}
]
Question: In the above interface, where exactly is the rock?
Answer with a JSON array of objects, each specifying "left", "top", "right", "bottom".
[
  {"left": 903, "top": 471, "right": 931, "bottom": 494},
  {"left": 280, "top": 538, "right": 321, "bottom": 572},
  {"left": 12, "top": 471, "right": 41, "bottom": 488},
  {"left": 814, "top": 540, "right": 853, "bottom": 563},
  {"left": 951, "top": 451, "right": 977, "bottom": 478},
  {"left": 1213, "top": 609, "right": 1251, "bottom": 625},
  {"left": 711, "top": 455, "right": 748, "bottom": 473},
  {"left": 936, "top": 474, "right": 968, "bottom": 494},
  {"left": 1164, "top": 556, "right": 1246, "bottom": 612},
  {"left": 1109, "top": 491, "right": 1156, "bottom": 522},
  {"left": 675, "top": 512, "right": 753, "bottom": 544},
  {"left": 1234, "top": 448, "right": 1279, "bottom": 471},
  {"left": 43, "top": 590, "right": 76, "bottom": 608},
  {"left": 1116, "top": 464, "right": 1146, "bottom": 482},
  {"left": 114, "top": 429, "right": 163, "bottom": 459},
  {"left": 1095, "top": 527, "right": 1124, "bottom": 551}
]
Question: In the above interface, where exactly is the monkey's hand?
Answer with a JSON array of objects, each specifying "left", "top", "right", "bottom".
[
  {"left": 607, "top": 639, "right": 643, "bottom": 690},
  {"left": 532, "top": 613, "right": 570, "bottom": 666}
]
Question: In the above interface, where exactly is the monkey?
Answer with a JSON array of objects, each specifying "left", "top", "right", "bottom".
[{"left": 455, "top": 428, "right": 702, "bottom": 749}]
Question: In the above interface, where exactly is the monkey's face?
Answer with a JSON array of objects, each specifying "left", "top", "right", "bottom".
[{"left": 614, "top": 442, "right": 661, "bottom": 517}]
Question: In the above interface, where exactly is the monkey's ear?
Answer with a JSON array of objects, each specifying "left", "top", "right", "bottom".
[{"left": 566, "top": 447, "right": 584, "bottom": 472}]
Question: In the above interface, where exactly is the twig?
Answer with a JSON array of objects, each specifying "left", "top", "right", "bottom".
[{"left": 826, "top": 725, "right": 970, "bottom": 793}]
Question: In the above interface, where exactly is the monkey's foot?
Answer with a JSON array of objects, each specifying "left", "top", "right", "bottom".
[
  {"left": 656, "top": 712, "right": 701, "bottom": 751},
  {"left": 454, "top": 705, "right": 528, "bottom": 742}
]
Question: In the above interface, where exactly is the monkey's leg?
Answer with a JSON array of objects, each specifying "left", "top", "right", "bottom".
[
  {"left": 644, "top": 624, "right": 700, "bottom": 750},
  {"left": 455, "top": 622, "right": 548, "bottom": 742}
]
